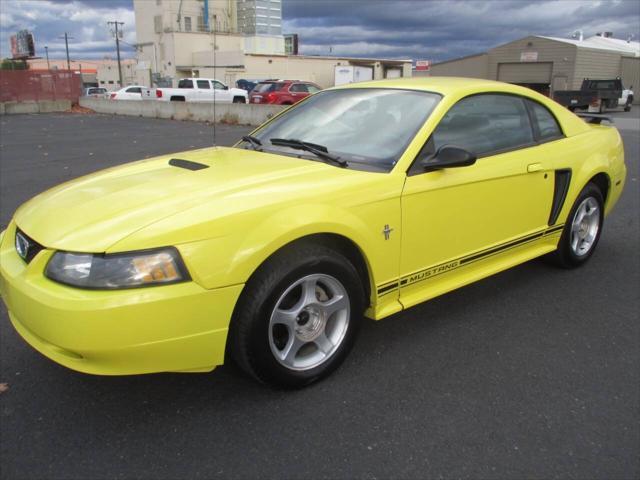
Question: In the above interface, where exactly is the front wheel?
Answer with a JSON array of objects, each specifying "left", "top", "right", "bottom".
[
  {"left": 232, "top": 96, "right": 246, "bottom": 104},
  {"left": 624, "top": 96, "right": 633, "bottom": 112},
  {"left": 228, "top": 243, "right": 364, "bottom": 387},
  {"left": 547, "top": 183, "right": 604, "bottom": 268}
]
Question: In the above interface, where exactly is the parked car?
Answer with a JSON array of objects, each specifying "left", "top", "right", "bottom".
[
  {"left": 109, "top": 85, "right": 146, "bottom": 101},
  {"left": 144, "top": 78, "right": 248, "bottom": 103},
  {"left": 249, "top": 80, "right": 322, "bottom": 105},
  {"left": 553, "top": 78, "right": 633, "bottom": 112},
  {"left": 0, "top": 78, "right": 626, "bottom": 387},
  {"left": 82, "top": 87, "right": 108, "bottom": 98}
]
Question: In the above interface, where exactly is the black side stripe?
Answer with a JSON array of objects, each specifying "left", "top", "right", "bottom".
[{"left": 375, "top": 224, "right": 565, "bottom": 296}]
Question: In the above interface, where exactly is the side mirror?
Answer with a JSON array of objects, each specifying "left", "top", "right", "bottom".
[
  {"left": 223, "top": 85, "right": 229, "bottom": 90},
  {"left": 421, "top": 145, "right": 477, "bottom": 172}
]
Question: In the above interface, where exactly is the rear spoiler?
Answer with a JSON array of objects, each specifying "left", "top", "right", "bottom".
[{"left": 576, "top": 113, "right": 614, "bottom": 125}]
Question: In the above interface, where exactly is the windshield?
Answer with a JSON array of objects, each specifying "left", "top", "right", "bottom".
[
  {"left": 254, "top": 82, "right": 285, "bottom": 93},
  {"left": 249, "top": 88, "right": 440, "bottom": 171}
]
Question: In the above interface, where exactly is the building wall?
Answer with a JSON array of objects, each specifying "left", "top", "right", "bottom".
[
  {"left": 573, "top": 48, "right": 624, "bottom": 89},
  {"left": 621, "top": 57, "right": 640, "bottom": 103},
  {"left": 489, "top": 36, "right": 577, "bottom": 93},
  {"left": 97, "top": 61, "right": 138, "bottom": 90},
  {"left": 429, "top": 53, "right": 489, "bottom": 78}
]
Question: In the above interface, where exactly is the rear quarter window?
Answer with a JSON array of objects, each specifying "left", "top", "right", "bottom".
[{"left": 178, "top": 79, "right": 194, "bottom": 89}]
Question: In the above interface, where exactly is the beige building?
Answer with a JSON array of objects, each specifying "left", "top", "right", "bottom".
[
  {"left": 133, "top": 0, "right": 411, "bottom": 88},
  {"left": 96, "top": 60, "right": 139, "bottom": 90},
  {"left": 426, "top": 34, "right": 640, "bottom": 103},
  {"left": 27, "top": 58, "right": 137, "bottom": 90}
]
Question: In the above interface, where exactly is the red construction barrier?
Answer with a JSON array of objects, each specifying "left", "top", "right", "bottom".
[{"left": 0, "top": 70, "right": 83, "bottom": 103}]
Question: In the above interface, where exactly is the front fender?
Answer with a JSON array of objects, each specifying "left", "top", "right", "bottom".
[{"left": 176, "top": 200, "right": 398, "bottom": 292}]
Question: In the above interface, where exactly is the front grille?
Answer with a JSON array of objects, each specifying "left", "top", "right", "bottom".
[{"left": 15, "top": 229, "right": 45, "bottom": 263}]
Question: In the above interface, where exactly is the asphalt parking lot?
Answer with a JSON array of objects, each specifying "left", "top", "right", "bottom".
[{"left": 1, "top": 111, "right": 638, "bottom": 479}]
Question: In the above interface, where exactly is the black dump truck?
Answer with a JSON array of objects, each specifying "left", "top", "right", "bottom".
[{"left": 553, "top": 78, "right": 633, "bottom": 113}]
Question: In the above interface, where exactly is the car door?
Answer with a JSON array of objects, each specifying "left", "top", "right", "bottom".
[
  {"left": 196, "top": 79, "right": 211, "bottom": 102},
  {"left": 289, "top": 83, "right": 309, "bottom": 103},
  {"left": 399, "top": 93, "right": 555, "bottom": 307},
  {"left": 125, "top": 86, "right": 142, "bottom": 100},
  {"left": 212, "top": 80, "right": 231, "bottom": 103}
]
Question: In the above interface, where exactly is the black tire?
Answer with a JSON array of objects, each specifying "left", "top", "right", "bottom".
[
  {"left": 232, "top": 96, "right": 246, "bottom": 104},
  {"left": 228, "top": 242, "right": 365, "bottom": 388},
  {"left": 546, "top": 183, "right": 604, "bottom": 268},
  {"left": 624, "top": 96, "right": 632, "bottom": 112},
  {"left": 598, "top": 100, "right": 606, "bottom": 113}
]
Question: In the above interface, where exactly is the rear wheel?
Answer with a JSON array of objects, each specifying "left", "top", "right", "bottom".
[
  {"left": 228, "top": 243, "right": 364, "bottom": 387},
  {"left": 624, "top": 96, "right": 633, "bottom": 112},
  {"left": 547, "top": 183, "right": 604, "bottom": 268},
  {"left": 233, "top": 96, "right": 246, "bottom": 104}
]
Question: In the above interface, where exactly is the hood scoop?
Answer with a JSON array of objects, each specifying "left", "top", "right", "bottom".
[{"left": 169, "top": 158, "right": 209, "bottom": 171}]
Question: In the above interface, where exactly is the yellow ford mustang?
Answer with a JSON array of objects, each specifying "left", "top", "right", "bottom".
[{"left": 0, "top": 78, "right": 626, "bottom": 387}]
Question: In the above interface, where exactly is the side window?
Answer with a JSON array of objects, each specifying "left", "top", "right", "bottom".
[
  {"left": 290, "top": 84, "right": 308, "bottom": 93},
  {"left": 307, "top": 85, "right": 321, "bottom": 93},
  {"left": 527, "top": 100, "right": 563, "bottom": 141},
  {"left": 178, "top": 79, "right": 193, "bottom": 89},
  {"left": 126, "top": 87, "right": 142, "bottom": 93},
  {"left": 432, "top": 94, "right": 534, "bottom": 157},
  {"left": 196, "top": 80, "right": 210, "bottom": 89},
  {"left": 212, "top": 81, "right": 225, "bottom": 90}
]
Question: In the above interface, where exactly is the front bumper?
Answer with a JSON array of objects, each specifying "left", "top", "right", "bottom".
[{"left": 0, "top": 222, "right": 243, "bottom": 375}]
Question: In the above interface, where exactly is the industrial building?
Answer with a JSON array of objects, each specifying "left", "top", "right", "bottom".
[
  {"left": 133, "top": 0, "right": 411, "bottom": 88},
  {"left": 426, "top": 34, "right": 640, "bottom": 103}
]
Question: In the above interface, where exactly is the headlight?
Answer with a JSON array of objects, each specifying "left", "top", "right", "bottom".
[{"left": 45, "top": 248, "right": 189, "bottom": 289}]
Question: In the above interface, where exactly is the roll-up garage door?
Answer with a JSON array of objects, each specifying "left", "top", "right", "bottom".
[{"left": 497, "top": 62, "right": 553, "bottom": 83}]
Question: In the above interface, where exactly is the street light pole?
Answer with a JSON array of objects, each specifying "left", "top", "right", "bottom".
[
  {"left": 107, "top": 21, "right": 125, "bottom": 87},
  {"left": 45, "top": 46, "right": 50, "bottom": 70}
]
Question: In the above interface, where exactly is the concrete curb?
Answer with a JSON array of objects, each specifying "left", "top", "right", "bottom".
[{"left": 79, "top": 98, "right": 286, "bottom": 126}]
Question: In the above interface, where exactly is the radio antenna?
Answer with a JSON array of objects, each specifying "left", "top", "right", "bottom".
[{"left": 212, "top": 13, "right": 217, "bottom": 147}]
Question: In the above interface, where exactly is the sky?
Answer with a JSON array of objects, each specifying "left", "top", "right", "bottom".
[{"left": 1, "top": 0, "right": 639, "bottom": 63}]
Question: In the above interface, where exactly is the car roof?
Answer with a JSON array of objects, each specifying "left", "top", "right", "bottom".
[{"left": 332, "top": 76, "right": 514, "bottom": 96}]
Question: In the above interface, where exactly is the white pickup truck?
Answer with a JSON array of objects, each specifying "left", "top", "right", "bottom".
[{"left": 144, "top": 78, "right": 248, "bottom": 103}]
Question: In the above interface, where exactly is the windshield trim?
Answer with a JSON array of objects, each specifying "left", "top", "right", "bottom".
[{"left": 238, "top": 87, "right": 443, "bottom": 173}]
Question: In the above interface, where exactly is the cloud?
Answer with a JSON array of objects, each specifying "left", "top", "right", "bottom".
[
  {"left": 0, "top": 0, "right": 638, "bottom": 62},
  {"left": 0, "top": 0, "right": 136, "bottom": 60}
]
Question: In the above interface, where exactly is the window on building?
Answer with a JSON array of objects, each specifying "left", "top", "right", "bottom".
[
  {"left": 527, "top": 100, "right": 563, "bottom": 141},
  {"left": 154, "top": 15, "right": 163, "bottom": 33},
  {"left": 197, "top": 16, "right": 204, "bottom": 31},
  {"left": 156, "top": 0, "right": 162, "bottom": 5},
  {"left": 430, "top": 94, "right": 535, "bottom": 157},
  {"left": 197, "top": 79, "right": 210, "bottom": 89},
  {"left": 184, "top": 16, "right": 192, "bottom": 32},
  {"left": 108, "top": 80, "right": 114, "bottom": 84}
]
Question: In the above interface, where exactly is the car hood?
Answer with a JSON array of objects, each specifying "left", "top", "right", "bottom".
[{"left": 14, "top": 147, "right": 353, "bottom": 252}]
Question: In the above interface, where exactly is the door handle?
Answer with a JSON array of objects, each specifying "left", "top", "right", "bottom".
[{"left": 527, "top": 163, "right": 543, "bottom": 173}]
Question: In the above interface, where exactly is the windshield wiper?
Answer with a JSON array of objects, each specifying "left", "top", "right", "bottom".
[
  {"left": 270, "top": 138, "right": 347, "bottom": 167},
  {"left": 242, "top": 135, "right": 263, "bottom": 151}
]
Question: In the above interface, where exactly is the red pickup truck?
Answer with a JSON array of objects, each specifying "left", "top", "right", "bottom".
[{"left": 249, "top": 80, "right": 322, "bottom": 105}]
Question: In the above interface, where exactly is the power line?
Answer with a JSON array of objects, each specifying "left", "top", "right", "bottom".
[{"left": 107, "top": 21, "right": 124, "bottom": 87}]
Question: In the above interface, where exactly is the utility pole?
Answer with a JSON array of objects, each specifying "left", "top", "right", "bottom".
[
  {"left": 44, "top": 46, "right": 50, "bottom": 70},
  {"left": 107, "top": 21, "right": 124, "bottom": 87},
  {"left": 59, "top": 33, "right": 73, "bottom": 70}
]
